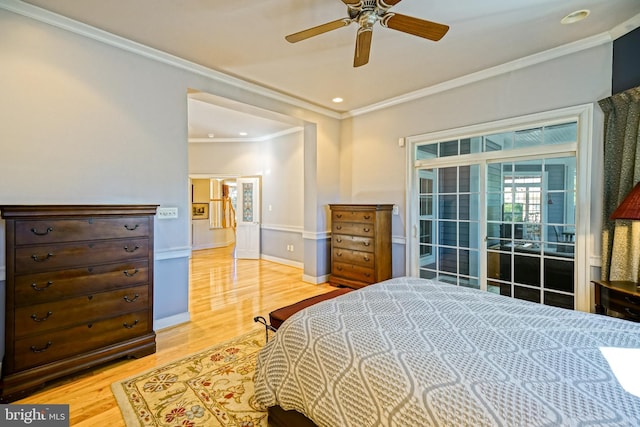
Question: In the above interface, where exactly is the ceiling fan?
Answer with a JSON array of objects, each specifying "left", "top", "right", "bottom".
[{"left": 285, "top": 0, "right": 449, "bottom": 67}]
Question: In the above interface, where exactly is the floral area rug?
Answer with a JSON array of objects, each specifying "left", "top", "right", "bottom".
[{"left": 111, "top": 330, "right": 269, "bottom": 427}]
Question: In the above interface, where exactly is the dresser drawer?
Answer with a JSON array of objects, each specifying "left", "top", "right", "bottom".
[
  {"left": 333, "top": 234, "right": 374, "bottom": 252},
  {"left": 333, "top": 248, "right": 374, "bottom": 268},
  {"left": 14, "top": 261, "right": 148, "bottom": 306},
  {"left": 13, "top": 310, "right": 151, "bottom": 372},
  {"left": 332, "top": 210, "right": 375, "bottom": 224},
  {"left": 15, "top": 238, "right": 149, "bottom": 274},
  {"left": 332, "top": 261, "right": 376, "bottom": 284},
  {"left": 15, "top": 217, "right": 150, "bottom": 245},
  {"left": 606, "top": 288, "right": 640, "bottom": 321},
  {"left": 15, "top": 284, "right": 149, "bottom": 337},
  {"left": 332, "top": 222, "right": 375, "bottom": 238}
]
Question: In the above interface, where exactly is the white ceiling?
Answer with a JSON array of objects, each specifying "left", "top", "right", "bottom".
[{"left": 15, "top": 0, "right": 640, "bottom": 139}]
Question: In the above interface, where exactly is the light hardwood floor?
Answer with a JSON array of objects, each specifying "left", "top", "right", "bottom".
[{"left": 15, "top": 245, "right": 335, "bottom": 426}]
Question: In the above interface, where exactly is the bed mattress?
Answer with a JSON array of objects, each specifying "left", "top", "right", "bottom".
[{"left": 254, "top": 277, "right": 640, "bottom": 426}]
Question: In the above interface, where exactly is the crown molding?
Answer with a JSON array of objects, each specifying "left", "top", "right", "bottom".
[
  {"left": 188, "top": 126, "right": 304, "bottom": 143},
  {"left": 3, "top": 0, "right": 638, "bottom": 122},
  {"left": 0, "top": 0, "right": 342, "bottom": 120},
  {"left": 343, "top": 32, "right": 612, "bottom": 118},
  {"left": 609, "top": 12, "right": 640, "bottom": 40},
  {"left": 345, "top": 14, "right": 637, "bottom": 118}
]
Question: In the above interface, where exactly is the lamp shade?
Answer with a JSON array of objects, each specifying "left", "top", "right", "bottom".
[{"left": 611, "top": 182, "right": 640, "bottom": 220}]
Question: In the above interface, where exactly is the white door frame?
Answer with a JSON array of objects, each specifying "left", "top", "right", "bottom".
[
  {"left": 235, "top": 176, "right": 261, "bottom": 259},
  {"left": 405, "top": 104, "right": 593, "bottom": 311}
]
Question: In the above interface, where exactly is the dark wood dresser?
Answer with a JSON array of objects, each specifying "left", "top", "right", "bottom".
[
  {"left": 0, "top": 205, "right": 157, "bottom": 402},
  {"left": 592, "top": 279, "right": 640, "bottom": 322},
  {"left": 329, "top": 204, "right": 392, "bottom": 289}
]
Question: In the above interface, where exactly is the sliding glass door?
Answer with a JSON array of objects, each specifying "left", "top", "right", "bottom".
[{"left": 409, "top": 106, "right": 591, "bottom": 310}]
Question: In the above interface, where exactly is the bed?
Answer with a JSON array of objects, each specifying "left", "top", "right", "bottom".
[{"left": 254, "top": 277, "right": 640, "bottom": 426}]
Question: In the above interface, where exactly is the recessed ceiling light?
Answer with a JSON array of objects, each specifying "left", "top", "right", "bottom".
[
  {"left": 239, "top": 132, "right": 248, "bottom": 136},
  {"left": 561, "top": 9, "right": 590, "bottom": 24},
  {"left": 332, "top": 97, "right": 344, "bottom": 103},
  {"left": 207, "top": 133, "right": 215, "bottom": 138}
]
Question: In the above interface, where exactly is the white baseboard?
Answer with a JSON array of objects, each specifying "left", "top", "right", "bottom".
[
  {"left": 261, "top": 254, "right": 303, "bottom": 269},
  {"left": 155, "top": 246, "right": 192, "bottom": 261},
  {"left": 303, "top": 273, "right": 330, "bottom": 285},
  {"left": 191, "top": 240, "right": 234, "bottom": 251},
  {"left": 154, "top": 311, "right": 190, "bottom": 331}
]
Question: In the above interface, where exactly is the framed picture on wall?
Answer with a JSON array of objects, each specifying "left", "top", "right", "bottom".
[{"left": 192, "top": 203, "right": 209, "bottom": 220}]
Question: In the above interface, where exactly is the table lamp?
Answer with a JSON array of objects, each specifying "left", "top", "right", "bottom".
[
  {"left": 610, "top": 182, "right": 640, "bottom": 221},
  {"left": 610, "top": 182, "right": 640, "bottom": 289}
]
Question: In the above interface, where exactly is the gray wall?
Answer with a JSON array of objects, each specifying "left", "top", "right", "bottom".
[
  {"left": 342, "top": 45, "right": 611, "bottom": 275},
  {"left": 0, "top": 6, "right": 342, "bottom": 342},
  {"left": 0, "top": 4, "right": 619, "bottom": 340},
  {"left": 0, "top": 9, "right": 192, "bottom": 330}
]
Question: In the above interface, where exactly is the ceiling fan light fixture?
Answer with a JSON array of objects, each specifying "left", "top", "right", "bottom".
[
  {"left": 561, "top": 9, "right": 590, "bottom": 25},
  {"left": 285, "top": 0, "right": 449, "bottom": 67}
]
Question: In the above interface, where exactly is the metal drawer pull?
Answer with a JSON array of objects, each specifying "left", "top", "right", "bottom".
[
  {"left": 336, "top": 238, "right": 342, "bottom": 243},
  {"left": 124, "top": 269, "right": 139, "bottom": 277},
  {"left": 365, "top": 273, "right": 371, "bottom": 277},
  {"left": 336, "top": 225, "right": 342, "bottom": 230},
  {"left": 336, "top": 252, "right": 342, "bottom": 257},
  {"left": 363, "top": 241, "right": 371, "bottom": 246},
  {"left": 31, "top": 311, "right": 53, "bottom": 322},
  {"left": 31, "top": 341, "right": 52, "bottom": 353},
  {"left": 31, "top": 253, "right": 53, "bottom": 262},
  {"left": 336, "top": 214, "right": 343, "bottom": 218},
  {"left": 364, "top": 215, "right": 371, "bottom": 220},
  {"left": 31, "top": 281, "right": 54, "bottom": 291},
  {"left": 363, "top": 256, "right": 370, "bottom": 261},
  {"left": 123, "top": 320, "right": 139, "bottom": 329},
  {"left": 30, "top": 227, "right": 53, "bottom": 236},
  {"left": 124, "top": 245, "right": 140, "bottom": 253},
  {"left": 363, "top": 227, "right": 370, "bottom": 232},
  {"left": 124, "top": 294, "right": 140, "bottom": 303},
  {"left": 624, "top": 308, "right": 640, "bottom": 318},
  {"left": 336, "top": 266, "right": 343, "bottom": 271},
  {"left": 624, "top": 296, "right": 640, "bottom": 305},
  {"left": 124, "top": 224, "right": 139, "bottom": 231}
]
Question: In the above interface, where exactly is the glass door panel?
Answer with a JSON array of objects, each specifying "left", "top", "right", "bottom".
[
  {"left": 485, "top": 157, "right": 575, "bottom": 308},
  {"left": 418, "top": 165, "right": 481, "bottom": 289}
]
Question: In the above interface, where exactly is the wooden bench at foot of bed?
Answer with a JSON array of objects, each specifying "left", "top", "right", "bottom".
[
  {"left": 254, "top": 287, "right": 353, "bottom": 341},
  {"left": 269, "top": 287, "right": 353, "bottom": 329},
  {"left": 256, "top": 287, "right": 353, "bottom": 427}
]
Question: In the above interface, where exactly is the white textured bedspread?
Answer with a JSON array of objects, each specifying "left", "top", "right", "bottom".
[{"left": 254, "top": 277, "right": 640, "bottom": 426}]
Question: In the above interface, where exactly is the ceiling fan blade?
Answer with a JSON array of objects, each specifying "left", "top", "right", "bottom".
[
  {"left": 376, "top": 0, "right": 403, "bottom": 8},
  {"left": 381, "top": 13, "right": 449, "bottom": 41},
  {"left": 341, "top": 0, "right": 363, "bottom": 8},
  {"left": 285, "top": 18, "right": 352, "bottom": 43},
  {"left": 353, "top": 27, "right": 372, "bottom": 67}
]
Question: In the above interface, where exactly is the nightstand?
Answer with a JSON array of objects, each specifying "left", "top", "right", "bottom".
[{"left": 592, "top": 280, "right": 640, "bottom": 322}]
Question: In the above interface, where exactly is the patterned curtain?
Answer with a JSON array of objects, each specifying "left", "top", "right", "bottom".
[{"left": 599, "top": 86, "right": 640, "bottom": 281}]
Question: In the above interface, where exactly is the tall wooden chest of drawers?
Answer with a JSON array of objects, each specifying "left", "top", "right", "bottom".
[
  {"left": 329, "top": 204, "right": 392, "bottom": 289},
  {"left": 0, "top": 205, "right": 157, "bottom": 402}
]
